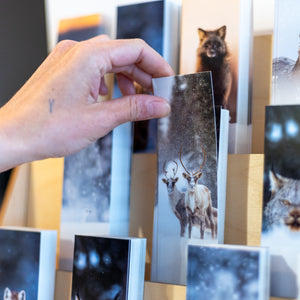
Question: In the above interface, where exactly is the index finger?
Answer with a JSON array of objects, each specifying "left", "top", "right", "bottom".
[{"left": 89, "top": 36, "right": 175, "bottom": 79}]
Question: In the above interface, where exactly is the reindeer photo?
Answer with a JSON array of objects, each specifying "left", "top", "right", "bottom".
[
  {"left": 179, "top": 145, "right": 217, "bottom": 240},
  {"left": 162, "top": 160, "right": 188, "bottom": 237},
  {"left": 152, "top": 72, "right": 218, "bottom": 285}
]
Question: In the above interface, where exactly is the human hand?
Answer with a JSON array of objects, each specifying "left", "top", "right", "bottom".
[{"left": 0, "top": 35, "right": 174, "bottom": 171}]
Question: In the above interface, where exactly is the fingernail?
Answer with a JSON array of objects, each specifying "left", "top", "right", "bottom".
[{"left": 147, "top": 100, "right": 171, "bottom": 117}]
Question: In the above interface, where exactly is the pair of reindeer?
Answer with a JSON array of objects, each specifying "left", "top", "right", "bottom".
[{"left": 162, "top": 146, "right": 217, "bottom": 239}]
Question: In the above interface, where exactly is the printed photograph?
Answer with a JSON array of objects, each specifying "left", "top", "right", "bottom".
[
  {"left": 263, "top": 106, "right": 300, "bottom": 232},
  {"left": 58, "top": 15, "right": 115, "bottom": 271},
  {"left": 62, "top": 137, "right": 112, "bottom": 223},
  {"left": 180, "top": 0, "right": 252, "bottom": 154},
  {"left": 71, "top": 235, "right": 129, "bottom": 300},
  {"left": 116, "top": 0, "right": 164, "bottom": 153},
  {"left": 272, "top": 0, "right": 300, "bottom": 105},
  {"left": 262, "top": 105, "right": 300, "bottom": 298},
  {"left": 157, "top": 72, "right": 218, "bottom": 238},
  {"left": 180, "top": 0, "right": 241, "bottom": 123},
  {"left": 187, "top": 245, "right": 264, "bottom": 300},
  {"left": 59, "top": 14, "right": 111, "bottom": 224},
  {"left": 152, "top": 72, "right": 217, "bottom": 285},
  {"left": 0, "top": 230, "right": 40, "bottom": 299}
]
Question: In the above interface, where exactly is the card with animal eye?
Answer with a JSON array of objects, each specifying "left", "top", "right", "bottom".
[
  {"left": 262, "top": 104, "right": 300, "bottom": 298},
  {"left": 151, "top": 71, "right": 229, "bottom": 285},
  {"left": 71, "top": 235, "right": 146, "bottom": 300}
]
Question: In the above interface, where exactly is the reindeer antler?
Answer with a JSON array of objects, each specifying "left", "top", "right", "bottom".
[
  {"left": 171, "top": 160, "right": 178, "bottom": 177},
  {"left": 179, "top": 145, "right": 190, "bottom": 175},
  {"left": 163, "top": 160, "right": 179, "bottom": 179},
  {"left": 163, "top": 160, "right": 169, "bottom": 179},
  {"left": 192, "top": 144, "right": 206, "bottom": 175},
  {"left": 179, "top": 145, "right": 206, "bottom": 175}
]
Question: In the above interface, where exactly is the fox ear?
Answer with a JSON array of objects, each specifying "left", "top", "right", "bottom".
[
  {"left": 217, "top": 25, "right": 226, "bottom": 39},
  {"left": 269, "top": 170, "right": 287, "bottom": 193},
  {"left": 198, "top": 28, "right": 207, "bottom": 42}
]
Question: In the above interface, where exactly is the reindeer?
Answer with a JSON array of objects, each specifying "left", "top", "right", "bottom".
[
  {"left": 180, "top": 146, "right": 216, "bottom": 239},
  {"left": 162, "top": 160, "right": 188, "bottom": 237}
]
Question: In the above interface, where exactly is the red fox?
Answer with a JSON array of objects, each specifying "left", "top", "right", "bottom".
[{"left": 3, "top": 288, "right": 25, "bottom": 300}]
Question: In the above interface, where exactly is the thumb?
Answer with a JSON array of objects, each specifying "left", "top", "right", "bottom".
[{"left": 98, "top": 94, "right": 171, "bottom": 128}]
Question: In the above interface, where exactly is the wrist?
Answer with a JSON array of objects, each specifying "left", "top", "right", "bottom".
[{"left": 0, "top": 107, "right": 33, "bottom": 172}]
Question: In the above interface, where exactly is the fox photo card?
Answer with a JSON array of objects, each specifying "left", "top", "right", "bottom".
[
  {"left": 180, "top": 0, "right": 252, "bottom": 153},
  {"left": 272, "top": 0, "right": 300, "bottom": 105},
  {"left": 58, "top": 15, "right": 131, "bottom": 272},
  {"left": 187, "top": 244, "right": 270, "bottom": 300},
  {"left": 262, "top": 105, "right": 300, "bottom": 298},
  {"left": 151, "top": 72, "right": 219, "bottom": 285}
]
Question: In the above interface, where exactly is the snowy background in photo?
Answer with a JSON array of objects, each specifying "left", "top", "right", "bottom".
[{"left": 186, "top": 246, "right": 263, "bottom": 300}]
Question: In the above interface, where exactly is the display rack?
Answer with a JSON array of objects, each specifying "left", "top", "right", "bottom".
[{"left": 1, "top": 34, "right": 292, "bottom": 300}]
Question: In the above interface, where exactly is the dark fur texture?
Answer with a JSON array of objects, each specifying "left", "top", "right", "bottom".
[{"left": 196, "top": 25, "right": 232, "bottom": 108}]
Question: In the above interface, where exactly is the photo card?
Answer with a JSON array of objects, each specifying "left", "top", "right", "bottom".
[
  {"left": 262, "top": 105, "right": 300, "bottom": 298},
  {"left": 151, "top": 72, "right": 221, "bottom": 285},
  {"left": 187, "top": 244, "right": 270, "bottom": 300},
  {"left": 116, "top": 0, "right": 164, "bottom": 153},
  {"left": 0, "top": 226, "right": 57, "bottom": 300},
  {"left": 58, "top": 15, "right": 131, "bottom": 271},
  {"left": 180, "top": 0, "right": 253, "bottom": 153},
  {"left": 71, "top": 235, "right": 146, "bottom": 300}
]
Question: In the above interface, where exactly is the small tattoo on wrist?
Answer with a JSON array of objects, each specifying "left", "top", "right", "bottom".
[{"left": 49, "top": 99, "right": 55, "bottom": 114}]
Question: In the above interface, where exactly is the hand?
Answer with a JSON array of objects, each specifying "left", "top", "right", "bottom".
[{"left": 0, "top": 35, "right": 174, "bottom": 171}]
